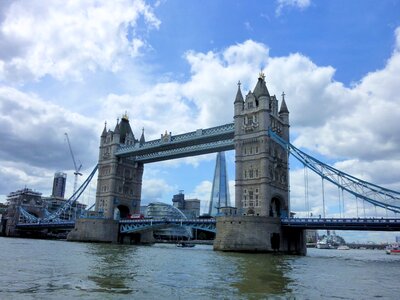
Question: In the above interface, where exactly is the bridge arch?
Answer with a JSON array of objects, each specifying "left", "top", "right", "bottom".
[
  {"left": 269, "top": 196, "right": 285, "bottom": 217},
  {"left": 114, "top": 205, "right": 130, "bottom": 220}
]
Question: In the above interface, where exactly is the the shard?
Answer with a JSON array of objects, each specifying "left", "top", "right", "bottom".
[{"left": 208, "top": 151, "right": 231, "bottom": 216}]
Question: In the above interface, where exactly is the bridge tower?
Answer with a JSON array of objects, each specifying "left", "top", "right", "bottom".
[
  {"left": 214, "top": 74, "right": 305, "bottom": 254},
  {"left": 68, "top": 113, "right": 148, "bottom": 243},
  {"left": 233, "top": 73, "right": 290, "bottom": 217},
  {"left": 95, "top": 114, "right": 144, "bottom": 219}
]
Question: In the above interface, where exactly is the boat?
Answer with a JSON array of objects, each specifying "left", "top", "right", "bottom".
[
  {"left": 386, "top": 244, "right": 400, "bottom": 255},
  {"left": 176, "top": 242, "right": 195, "bottom": 248},
  {"left": 316, "top": 239, "right": 335, "bottom": 249},
  {"left": 337, "top": 245, "right": 350, "bottom": 250}
]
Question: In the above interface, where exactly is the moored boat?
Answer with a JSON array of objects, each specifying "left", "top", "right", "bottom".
[
  {"left": 337, "top": 245, "right": 350, "bottom": 250},
  {"left": 176, "top": 242, "right": 195, "bottom": 248},
  {"left": 386, "top": 244, "right": 400, "bottom": 255}
]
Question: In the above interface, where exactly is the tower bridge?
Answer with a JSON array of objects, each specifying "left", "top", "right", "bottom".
[
  {"left": 12, "top": 73, "right": 400, "bottom": 255},
  {"left": 67, "top": 73, "right": 306, "bottom": 253}
]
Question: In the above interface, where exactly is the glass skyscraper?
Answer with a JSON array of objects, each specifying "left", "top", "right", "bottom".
[{"left": 208, "top": 151, "right": 231, "bottom": 216}]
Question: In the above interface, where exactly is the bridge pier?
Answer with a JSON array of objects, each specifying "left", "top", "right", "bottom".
[
  {"left": 214, "top": 216, "right": 306, "bottom": 255},
  {"left": 67, "top": 218, "right": 119, "bottom": 243},
  {"left": 119, "top": 230, "right": 155, "bottom": 245}
]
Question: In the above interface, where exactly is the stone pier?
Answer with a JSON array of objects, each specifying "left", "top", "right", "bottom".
[{"left": 214, "top": 216, "right": 306, "bottom": 255}]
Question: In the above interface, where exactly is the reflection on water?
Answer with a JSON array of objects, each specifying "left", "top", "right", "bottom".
[
  {"left": 226, "top": 252, "right": 292, "bottom": 297},
  {"left": 1, "top": 238, "right": 400, "bottom": 299},
  {"left": 86, "top": 244, "right": 137, "bottom": 294}
]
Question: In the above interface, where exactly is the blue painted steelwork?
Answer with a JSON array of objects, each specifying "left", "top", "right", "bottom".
[
  {"left": 115, "top": 123, "right": 234, "bottom": 162},
  {"left": 16, "top": 221, "right": 75, "bottom": 229},
  {"left": 119, "top": 218, "right": 216, "bottom": 234},
  {"left": 268, "top": 129, "right": 400, "bottom": 214},
  {"left": 281, "top": 217, "right": 400, "bottom": 231},
  {"left": 18, "top": 165, "right": 98, "bottom": 224}
]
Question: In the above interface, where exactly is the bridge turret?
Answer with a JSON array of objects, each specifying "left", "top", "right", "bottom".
[
  {"left": 113, "top": 119, "right": 120, "bottom": 143},
  {"left": 253, "top": 72, "right": 271, "bottom": 112},
  {"left": 279, "top": 92, "right": 290, "bottom": 142},
  {"left": 101, "top": 122, "right": 107, "bottom": 144},
  {"left": 140, "top": 128, "right": 145, "bottom": 146}
]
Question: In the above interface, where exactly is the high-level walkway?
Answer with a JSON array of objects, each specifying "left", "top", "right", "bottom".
[{"left": 115, "top": 123, "right": 234, "bottom": 163}]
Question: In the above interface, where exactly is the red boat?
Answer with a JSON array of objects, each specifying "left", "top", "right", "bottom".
[{"left": 386, "top": 244, "right": 400, "bottom": 255}]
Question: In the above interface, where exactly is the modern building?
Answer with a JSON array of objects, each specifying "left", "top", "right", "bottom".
[
  {"left": 209, "top": 152, "right": 231, "bottom": 216},
  {"left": 52, "top": 172, "right": 67, "bottom": 198},
  {"left": 172, "top": 191, "right": 201, "bottom": 219}
]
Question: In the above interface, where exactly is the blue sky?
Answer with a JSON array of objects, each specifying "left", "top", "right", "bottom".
[{"left": 0, "top": 0, "right": 400, "bottom": 242}]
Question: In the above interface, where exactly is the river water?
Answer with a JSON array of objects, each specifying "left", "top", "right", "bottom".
[{"left": 0, "top": 237, "right": 399, "bottom": 299}]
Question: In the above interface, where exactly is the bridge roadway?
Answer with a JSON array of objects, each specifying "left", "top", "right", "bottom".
[
  {"left": 119, "top": 218, "right": 217, "bottom": 233},
  {"left": 15, "top": 217, "right": 400, "bottom": 233},
  {"left": 115, "top": 123, "right": 234, "bottom": 163},
  {"left": 16, "top": 221, "right": 75, "bottom": 230},
  {"left": 281, "top": 217, "right": 400, "bottom": 231}
]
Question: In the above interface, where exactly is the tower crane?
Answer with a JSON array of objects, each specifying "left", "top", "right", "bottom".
[{"left": 64, "top": 133, "right": 82, "bottom": 195}]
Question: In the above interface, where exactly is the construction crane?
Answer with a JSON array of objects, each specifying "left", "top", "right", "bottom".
[{"left": 64, "top": 133, "right": 82, "bottom": 195}]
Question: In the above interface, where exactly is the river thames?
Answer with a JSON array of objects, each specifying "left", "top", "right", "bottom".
[{"left": 0, "top": 237, "right": 399, "bottom": 299}]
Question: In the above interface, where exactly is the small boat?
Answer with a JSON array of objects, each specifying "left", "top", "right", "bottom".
[
  {"left": 176, "top": 242, "right": 195, "bottom": 248},
  {"left": 386, "top": 244, "right": 400, "bottom": 255},
  {"left": 337, "top": 245, "right": 350, "bottom": 250},
  {"left": 316, "top": 240, "right": 334, "bottom": 249}
]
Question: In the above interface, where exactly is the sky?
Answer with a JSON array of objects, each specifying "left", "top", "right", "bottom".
[{"left": 0, "top": 0, "right": 400, "bottom": 242}]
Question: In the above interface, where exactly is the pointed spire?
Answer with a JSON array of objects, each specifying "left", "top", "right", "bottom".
[
  {"left": 140, "top": 127, "right": 145, "bottom": 145},
  {"left": 114, "top": 118, "right": 120, "bottom": 134},
  {"left": 253, "top": 72, "right": 270, "bottom": 99},
  {"left": 279, "top": 92, "right": 289, "bottom": 114},
  {"left": 234, "top": 80, "right": 244, "bottom": 103},
  {"left": 101, "top": 121, "right": 107, "bottom": 137}
]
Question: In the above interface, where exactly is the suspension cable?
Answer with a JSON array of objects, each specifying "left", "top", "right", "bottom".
[{"left": 322, "top": 177, "right": 326, "bottom": 218}]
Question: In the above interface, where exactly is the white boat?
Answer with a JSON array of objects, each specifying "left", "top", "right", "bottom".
[
  {"left": 176, "top": 242, "right": 195, "bottom": 248},
  {"left": 316, "top": 240, "right": 334, "bottom": 249},
  {"left": 337, "top": 245, "right": 350, "bottom": 250}
]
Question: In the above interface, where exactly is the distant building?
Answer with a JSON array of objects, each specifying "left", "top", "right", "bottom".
[
  {"left": 306, "top": 230, "right": 318, "bottom": 243},
  {"left": 396, "top": 236, "right": 400, "bottom": 243},
  {"left": 4, "top": 188, "right": 45, "bottom": 236},
  {"left": 52, "top": 172, "right": 67, "bottom": 198},
  {"left": 172, "top": 191, "right": 200, "bottom": 218},
  {"left": 43, "top": 196, "right": 87, "bottom": 220}
]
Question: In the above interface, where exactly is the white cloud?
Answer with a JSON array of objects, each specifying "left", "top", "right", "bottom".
[
  {"left": 276, "top": 0, "right": 311, "bottom": 16},
  {"left": 0, "top": 86, "right": 99, "bottom": 196},
  {"left": 1, "top": 3, "right": 399, "bottom": 231},
  {"left": 0, "top": 0, "right": 160, "bottom": 82},
  {"left": 141, "top": 175, "right": 175, "bottom": 205},
  {"left": 96, "top": 32, "right": 400, "bottom": 217}
]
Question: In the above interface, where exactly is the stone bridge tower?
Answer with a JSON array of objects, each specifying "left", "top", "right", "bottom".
[
  {"left": 68, "top": 113, "right": 148, "bottom": 243},
  {"left": 214, "top": 74, "right": 306, "bottom": 254},
  {"left": 233, "top": 73, "right": 290, "bottom": 217},
  {"left": 96, "top": 113, "right": 144, "bottom": 219}
]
